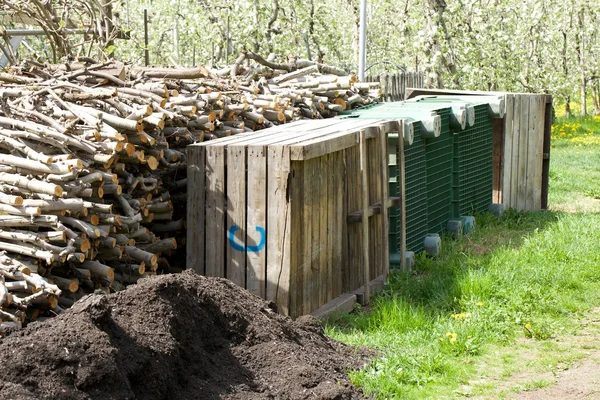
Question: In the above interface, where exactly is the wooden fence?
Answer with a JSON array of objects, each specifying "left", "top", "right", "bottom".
[{"left": 366, "top": 72, "right": 425, "bottom": 102}]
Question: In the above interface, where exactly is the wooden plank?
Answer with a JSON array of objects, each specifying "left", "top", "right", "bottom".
[
  {"left": 310, "top": 156, "right": 321, "bottom": 313},
  {"left": 510, "top": 94, "right": 521, "bottom": 208},
  {"left": 198, "top": 119, "right": 314, "bottom": 147},
  {"left": 397, "top": 121, "right": 407, "bottom": 272},
  {"left": 186, "top": 144, "right": 206, "bottom": 274},
  {"left": 290, "top": 159, "right": 304, "bottom": 318},
  {"left": 532, "top": 95, "right": 546, "bottom": 210},
  {"left": 333, "top": 150, "right": 344, "bottom": 300},
  {"left": 541, "top": 95, "right": 553, "bottom": 210},
  {"left": 406, "top": 87, "right": 510, "bottom": 99},
  {"left": 226, "top": 145, "right": 246, "bottom": 287},
  {"left": 501, "top": 94, "right": 514, "bottom": 207},
  {"left": 318, "top": 154, "right": 328, "bottom": 310},
  {"left": 380, "top": 126, "right": 390, "bottom": 281},
  {"left": 217, "top": 119, "right": 340, "bottom": 149},
  {"left": 360, "top": 129, "right": 370, "bottom": 303},
  {"left": 368, "top": 132, "right": 381, "bottom": 279},
  {"left": 289, "top": 122, "right": 386, "bottom": 161},
  {"left": 265, "top": 145, "right": 292, "bottom": 315},
  {"left": 326, "top": 153, "right": 335, "bottom": 304},
  {"left": 492, "top": 117, "right": 504, "bottom": 204},
  {"left": 302, "top": 158, "right": 314, "bottom": 315},
  {"left": 205, "top": 145, "right": 226, "bottom": 277},
  {"left": 246, "top": 145, "right": 267, "bottom": 297},
  {"left": 526, "top": 95, "right": 539, "bottom": 210},
  {"left": 346, "top": 198, "right": 401, "bottom": 223},
  {"left": 344, "top": 145, "right": 360, "bottom": 293},
  {"left": 352, "top": 275, "right": 386, "bottom": 305},
  {"left": 310, "top": 293, "right": 357, "bottom": 321},
  {"left": 516, "top": 95, "right": 530, "bottom": 211}
]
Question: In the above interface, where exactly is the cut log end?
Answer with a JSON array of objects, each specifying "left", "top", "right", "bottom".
[
  {"left": 146, "top": 156, "right": 159, "bottom": 171},
  {"left": 68, "top": 281, "right": 79, "bottom": 293}
]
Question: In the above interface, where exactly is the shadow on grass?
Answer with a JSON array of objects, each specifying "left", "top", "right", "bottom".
[{"left": 328, "top": 208, "right": 563, "bottom": 334}]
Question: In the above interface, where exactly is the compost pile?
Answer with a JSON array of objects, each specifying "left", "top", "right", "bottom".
[
  {"left": 0, "top": 271, "right": 370, "bottom": 400},
  {"left": 0, "top": 53, "right": 381, "bottom": 331}
]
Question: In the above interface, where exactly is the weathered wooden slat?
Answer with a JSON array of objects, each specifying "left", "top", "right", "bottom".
[
  {"left": 316, "top": 155, "right": 326, "bottom": 310},
  {"left": 245, "top": 146, "right": 267, "bottom": 297},
  {"left": 290, "top": 159, "right": 304, "bottom": 317},
  {"left": 205, "top": 145, "right": 226, "bottom": 277},
  {"left": 379, "top": 126, "right": 391, "bottom": 280},
  {"left": 531, "top": 95, "right": 545, "bottom": 211},
  {"left": 541, "top": 95, "right": 553, "bottom": 210},
  {"left": 265, "top": 145, "right": 292, "bottom": 315},
  {"left": 326, "top": 153, "right": 335, "bottom": 303},
  {"left": 367, "top": 131, "right": 379, "bottom": 279},
  {"left": 492, "top": 118, "right": 504, "bottom": 204},
  {"left": 226, "top": 145, "right": 246, "bottom": 287},
  {"left": 345, "top": 144, "right": 360, "bottom": 293},
  {"left": 186, "top": 145, "right": 205, "bottom": 274},
  {"left": 516, "top": 95, "right": 530, "bottom": 211},
  {"left": 510, "top": 95, "right": 521, "bottom": 209},
  {"left": 302, "top": 158, "right": 314, "bottom": 315},
  {"left": 310, "top": 293, "right": 357, "bottom": 321},
  {"left": 288, "top": 120, "right": 386, "bottom": 161},
  {"left": 501, "top": 94, "right": 515, "bottom": 207},
  {"left": 360, "top": 129, "right": 370, "bottom": 303}
]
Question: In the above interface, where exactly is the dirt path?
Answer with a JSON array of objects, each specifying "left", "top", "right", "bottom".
[
  {"left": 509, "top": 308, "right": 600, "bottom": 400},
  {"left": 512, "top": 356, "right": 600, "bottom": 399},
  {"left": 459, "top": 308, "right": 600, "bottom": 399}
]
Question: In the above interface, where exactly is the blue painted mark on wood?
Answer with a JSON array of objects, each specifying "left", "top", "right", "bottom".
[{"left": 228, "top": 225, "right": 266, "bottom": 253}]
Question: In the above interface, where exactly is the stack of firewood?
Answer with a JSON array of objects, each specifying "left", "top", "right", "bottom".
[{"left": 0, "top": 55, "right": 380, "bottom": 332}]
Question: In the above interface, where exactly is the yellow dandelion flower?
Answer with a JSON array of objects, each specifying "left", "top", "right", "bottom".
[
  {"left": 476, "top": 301, "right": 484, "bottom": 306},
  {"left": 450, "top": 337, "right": 457, "bottom": 343},
  {"left": 525, "top": 323, "right": 532, "bottom": 329}
]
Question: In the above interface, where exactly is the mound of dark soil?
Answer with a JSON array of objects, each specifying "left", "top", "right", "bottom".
[{"left": 0, "top": 271, "right": 370, "bottom": 400}]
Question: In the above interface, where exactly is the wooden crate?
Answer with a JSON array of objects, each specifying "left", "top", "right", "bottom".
[{"left": 187, "top": 119, "right": 406, "bottom": 317}]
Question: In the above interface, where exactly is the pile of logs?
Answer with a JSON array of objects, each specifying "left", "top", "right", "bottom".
[{"left": 0, "top": 53, "right": 381, "bottom": 333}]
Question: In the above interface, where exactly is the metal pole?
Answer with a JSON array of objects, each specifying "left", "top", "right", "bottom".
[
  {"left": 144, "top": 9, "right": 149, "bottom": 66},
  {"left": 358, "top": 0, "right": 367, "bottom": 81}
]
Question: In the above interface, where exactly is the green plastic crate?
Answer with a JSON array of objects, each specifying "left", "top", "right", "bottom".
[
  {"left": 453, "top": 104, "right": 493, "bottom": 215},
  {"left": 422, "top": 108, "right": 453, "bottom": 234},
  {"left": 415, "top": 98, "right": 494, "bottom": 217},
  {"left": 403, "top": 123, "right": 429, "bottom": 254}
]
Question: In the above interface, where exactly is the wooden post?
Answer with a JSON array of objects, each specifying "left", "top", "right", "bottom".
[
  {"left": 379, "top": 125, "right": 390, "bottom": 281},
  {"left": 397, "top": 120, "right": 407, "bottom": 272},
  {"left": 359, "top": 129, "right": 370, "bottom": 303},
  {"left": 541, "top": 95, "right": 553, "bottom": 210}
]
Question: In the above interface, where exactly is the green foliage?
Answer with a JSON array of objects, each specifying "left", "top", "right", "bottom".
[{"left": 326, "top": 121, "right": 600, "bottom": 398}]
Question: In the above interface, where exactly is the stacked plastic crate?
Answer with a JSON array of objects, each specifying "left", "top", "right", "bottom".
[{"left": 412, "top": 96, "right": 499, "bottom": 217}]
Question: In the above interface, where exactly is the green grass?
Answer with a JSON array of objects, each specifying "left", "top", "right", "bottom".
[
  {"left": 549, "top": 115, "right": 600, "bottom": 212},
  {"left": 326, "top": 115, "right": 600, "bottom": 399}
]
